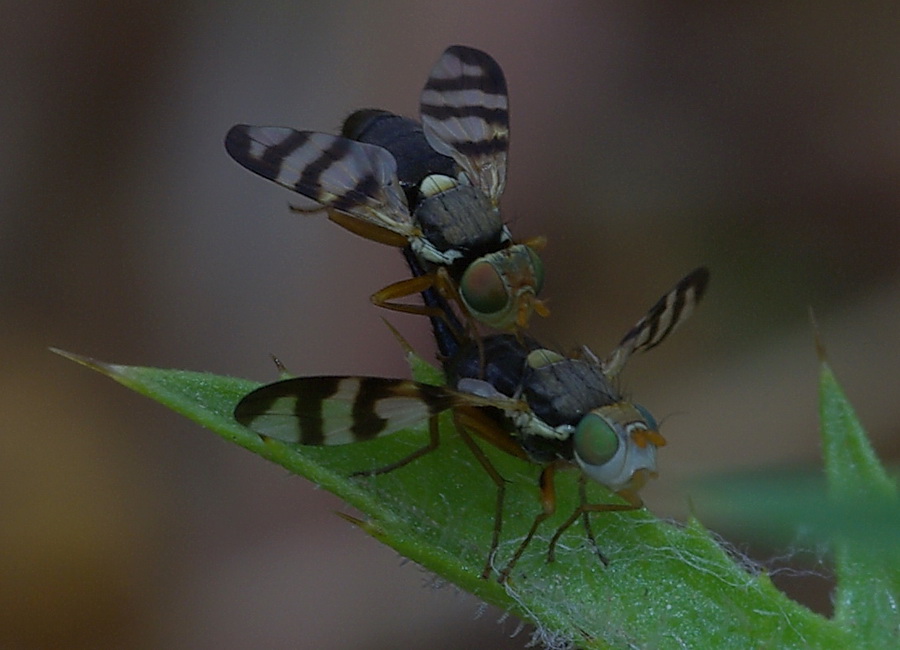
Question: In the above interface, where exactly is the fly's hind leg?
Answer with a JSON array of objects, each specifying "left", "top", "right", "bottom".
[
  {"left": 452, "top": 406, "right": 526, "bottom": 580},
  {"left": 349, "top": 414, "right": 441, "bottom": 478}
]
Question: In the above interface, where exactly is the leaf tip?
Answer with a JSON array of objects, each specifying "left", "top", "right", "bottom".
[
  {"left": 269, "top": 354, "right": 294, "bottom": 380},
  {"left": 808, "top": 307, "right": 829, "bottom": 365},
  {"left": 50, "top": 347, "right": 133, "bottom": 383},
  {"left": 50, "top": 347, "right": 112, "bottom": 372}
]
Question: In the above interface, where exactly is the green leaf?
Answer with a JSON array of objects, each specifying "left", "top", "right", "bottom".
[
  {"left": 688, "top": 469, "right": 900, "bottom": 553},
  {"left": 818, "top": 356, "right": 900, "bottom": 645},
  {"left": 54, "top": 348, "right": 854, "bottom": 648},
  {"left": 684, "top": 340, "right": 900, "bottom": 648}
]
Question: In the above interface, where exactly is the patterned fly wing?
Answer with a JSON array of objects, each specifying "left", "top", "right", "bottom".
[
  {"left": 225, "top": 46, "right": 547, "bottom": 331},
  {"left": 603, "top": 267, "right": 709, "bottom": 377},
  {"left": 420, "top": 45, "right": 509, "bottom": 204},
  {"left": 234, "top": 375, "right": 522, "bottom": 446},
  {"left": 235, "top": 376, "right": 458, "bottom": 445},
  {"left": 224, "top": 126, "right": 416, "bottom": 242}
]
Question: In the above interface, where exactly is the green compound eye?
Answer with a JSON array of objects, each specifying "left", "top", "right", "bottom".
[
  {"left": 460, "top": 260, "right": 509, "bottom": 316},
  {"left": 526, "top": 247, "right": 545, "bottom": 294},
  {"left": 573, "top": 413, "right": 620, "bottom": 467}
]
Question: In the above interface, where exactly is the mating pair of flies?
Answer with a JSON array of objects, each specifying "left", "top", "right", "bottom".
[{"left": 225, "top": 45, "right": 709, "bottom": 582}]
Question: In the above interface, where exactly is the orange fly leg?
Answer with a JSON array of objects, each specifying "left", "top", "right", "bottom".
[
  {"left": 432, "top": 266, "right": 487, "bottom": 347},
  {"left": 546, "top": 480, "right": 641, "bottom": 564},
  {"left": 349, "top": 413, "right": 441, "bottom": 478},
  {"left": 370, "top": 273, "right": 448, "bottom": 319},
  {"left": 455, "top": 405, "right": 526, "bottom": 460},
  {"left": 430, "top": 267, "right": 492, "bottom": 371},
  {"left": 325, "top": 209, "right": 412, "bottom": 248},
  {"left": 498, "top": 460, "right": 565, "bottom": 583},
  {"left": 452, "top": 406, "right": 517, "bottom": 579},
  {"left": 372, "top": 270, "right": 481, "bottom": 355}
]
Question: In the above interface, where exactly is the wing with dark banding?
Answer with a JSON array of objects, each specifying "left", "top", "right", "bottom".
[
  {"left": 234, "top": 376, "right": 461, "bottom": 445},
  {"left": 603, "top": 267, "right": 710, "bottom": 377},
  {"left": 419, "top": 45, "right": 509, "bottom": 204},
  {"left": 225, "top": 126, "right": 416, "bottom": 238}
]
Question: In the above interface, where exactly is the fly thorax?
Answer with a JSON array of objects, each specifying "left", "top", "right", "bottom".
[
  {"left": 523, "top": 358, "right": 620, "bottom": 429},
  {"left": 572, "top": 402, "right": 662, "bottom": 492},
  {"left": 414, "top": 176, "right": 502, "bottom": 257}
]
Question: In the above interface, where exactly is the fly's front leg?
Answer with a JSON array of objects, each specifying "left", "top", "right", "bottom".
[
  {"left": 546, "top": 481, "right": 641, "bottom": 564},
  {"left": 431, "top": 267, "right": 486, "bottom": 367},
  {"left": 371, "top": 271, "right": 480, "bottom": 349},
  {"left": 370, "top": 273, "right": 449, "bottom": 319}
]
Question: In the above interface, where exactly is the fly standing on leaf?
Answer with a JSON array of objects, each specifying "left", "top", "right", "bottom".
[
  {"left": 225, "top": 45, "right": 547, "bottom": 334},
  {"left": 234, "top": 266, "right": 709, "bottom": 582}
]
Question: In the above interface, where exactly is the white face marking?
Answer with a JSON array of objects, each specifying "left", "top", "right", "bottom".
[
  {"left": 573, "top": 404, "right": 662, "bottom": 491},
  {"left": 577, "top": 431, "right": 658, "bottom": 492}
]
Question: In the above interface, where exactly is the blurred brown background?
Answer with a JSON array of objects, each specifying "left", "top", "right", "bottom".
[{"left": 3, "top": 2, "right": 898, "bottom": 648}]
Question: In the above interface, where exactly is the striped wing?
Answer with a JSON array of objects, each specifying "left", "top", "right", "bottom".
[
  {"left": 225, "top": 126, "right": 416, "bottom": 239},
  {"left": 420, "top": 45, "right": 509, "bottom": 203},
  {"left": 234, "top": 376, "right": 460, "bottom": 445},
  {"left": 603, "top": 267, "right": 710, "bottom": 377}
]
